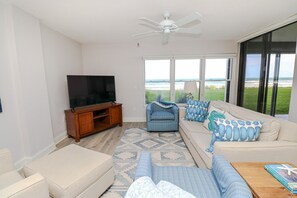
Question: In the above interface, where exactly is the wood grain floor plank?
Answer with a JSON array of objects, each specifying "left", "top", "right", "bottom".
[{"left": 56, "top": 122, "right": 146, "bottom": 155}]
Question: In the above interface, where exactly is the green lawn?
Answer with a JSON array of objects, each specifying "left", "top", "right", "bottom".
[
  {"left": 243, "top": 87, "right": 292, "bottom": 114},
  {"left": 146, "top": 87, "right": 292, "bottom": 115},
  {"left": 145, "top": 87, "right": 225, "bottom": 103}
]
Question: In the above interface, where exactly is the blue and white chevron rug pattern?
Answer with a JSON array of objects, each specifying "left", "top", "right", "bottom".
[{"left": 101, "top": 128, "right": 196, "bottom": 198}]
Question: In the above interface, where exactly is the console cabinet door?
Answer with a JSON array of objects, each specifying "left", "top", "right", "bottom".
[
  {"left": 110, "top": 106, "right": 122, "bottom": 125},
  {"left": 78, "top": 112, "right": 94, "bottom": 134}
]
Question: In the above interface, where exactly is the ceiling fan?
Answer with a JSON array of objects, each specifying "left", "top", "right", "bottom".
[{"left": 133, "top": 11, "right": 202, "bottom": 44}]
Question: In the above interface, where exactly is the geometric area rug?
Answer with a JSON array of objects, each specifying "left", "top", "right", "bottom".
[{"left": 101, "top": 128, "right": 196, "bottom": 198}]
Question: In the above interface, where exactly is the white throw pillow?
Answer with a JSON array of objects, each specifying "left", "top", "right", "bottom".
[
  {"left": 125, "top": 176, "right": 170, "bottom": 198},
  {"left": 125, "top": 177, "right": 197, "bottom": 198},
  {"left": 157, "top": 180, "right": 196, "bottom": 198},
  {"left": 204, "top": 106, "right": 225, "bottom": 130}
]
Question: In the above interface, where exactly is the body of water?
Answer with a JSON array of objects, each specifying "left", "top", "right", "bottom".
[{"left": 145, "top": 78, "right": 293, "bottom": 90}]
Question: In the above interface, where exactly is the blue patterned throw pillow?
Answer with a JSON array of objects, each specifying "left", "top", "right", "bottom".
[
  {"left": 185, "top": 99, "right": 209, "bottom": 122},
  {"left": 207, "top": 110, "right": 226, "bottom": 131},
  {"left": 207, "top": 119, "right": 263, "bottom": 153}
]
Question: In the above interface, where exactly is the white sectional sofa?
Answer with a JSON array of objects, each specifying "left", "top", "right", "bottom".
[{"left": 179, "top": 100, "right": 297, "bottom": 169}]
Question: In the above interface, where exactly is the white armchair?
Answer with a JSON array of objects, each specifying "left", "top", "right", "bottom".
[{"left": 0, "top": 148, "right": 49, "bottom": 198}]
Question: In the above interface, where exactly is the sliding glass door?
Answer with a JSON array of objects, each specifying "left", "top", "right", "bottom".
[{"left": 238, "top": 22, "right": 297, "bottom": 117}]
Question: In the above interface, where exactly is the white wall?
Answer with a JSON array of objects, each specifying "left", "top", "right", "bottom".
[
  {"left": 82, "top": 39, "right": 237, "bottom": 121},
  {"left": 40, "top": 25, "right": 83, "bottom": 143},
  {"left": 12, "top": 5, "right": 55, "bottom": 160},
  {"left": 0, "top": 4, "right": 57, "bottom": 166},
  {"left": 0, "top": 3, "right": 24, "bottom": 162}
]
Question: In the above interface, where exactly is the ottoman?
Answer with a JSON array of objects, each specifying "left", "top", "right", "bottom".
[{"left": 23, "top": 144, "right": 114, "bottom": 198}]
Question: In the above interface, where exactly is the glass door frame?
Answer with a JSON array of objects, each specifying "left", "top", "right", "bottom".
[
  {"left": 237, "top": 21, "right": 297, "bottom": 116},
  {"left": 237, "top": 35, "right": 270, "bottom": 114}
]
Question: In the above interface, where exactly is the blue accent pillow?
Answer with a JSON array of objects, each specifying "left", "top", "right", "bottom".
[
  {"left": 207, "top": 119, "right": 263, "bottom": 153},
  {"left": 207, "top": 110, "right": 226, "bottom": 131},
  {"left": 185, "top": 99, "right": 209, "bottom": 122}
]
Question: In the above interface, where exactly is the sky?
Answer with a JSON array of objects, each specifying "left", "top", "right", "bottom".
[
  {"left": 145, "top": 59, "right": 228, "bottom": 81},
  {"left": 145, "top": 55, "right": 295, "bottom": 82},
  {"left": 246, "top": 54, "right": 295, "bottom": 79}
]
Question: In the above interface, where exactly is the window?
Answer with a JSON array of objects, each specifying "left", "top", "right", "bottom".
[
  {"left": 205, "top": 58, "right": 231, "bottom": 101},
  {"left": 145, "top": 57, "right": 234, "bottom": 104},
  {"left": 175, "top": 59, "right": 200, "bottom": 103},
  {"left": 145, "top": 59, "right": 170, "bottom": 104}
]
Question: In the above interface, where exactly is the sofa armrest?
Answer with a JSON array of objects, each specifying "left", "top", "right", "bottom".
[
  {"left": 214, "top": 141, "right": 297, "bottom": 165},
  {"left": 0, "top": 173, "right": 49, "bottom": 198},
  {"left": 222, "top": 182, "right": 253, "bottom": 198},
  {"left": 134, "top": 152, "right": 152, "bottom": 180},
  {"left": 172, "top": 105, "right": 179, "bottom": 121},
  {"left": 0, "top": 149, "right": 14, "bottom": 174},
  {"left": 179, "top": 107, "right": 186, "bottom": 119}
]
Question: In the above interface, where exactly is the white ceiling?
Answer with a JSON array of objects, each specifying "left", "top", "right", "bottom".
[{"left": 5, "top": 0, "right": 297, "bottom": 44}]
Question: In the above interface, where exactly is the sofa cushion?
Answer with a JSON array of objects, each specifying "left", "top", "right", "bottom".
[
  {"left": 277, "top": 120, "right": 297, "bottom": 143},
  {"left": 180, "top": 120, "right": 210, "bottom": 140},
  {"left": 189, "top": 132, "right": 213, "bottom": 168},
  {"left": 185, "top": 99, "right": 209, "bottom": 122},
  {"left": 0, "top": 170, "right": 23, "bottom": 189},
  {"left": 224, "top": 112, "right": 238, "bottom": 120},
  {"left": 213, "top": 141, "right": 297, "bottom": 166},
  {"left": 204, "top": 106, "right": 226, "bottom": 131},
  {"left": 151, "top": 111, "right": 175, "bottom": 120},
  {"left": 228, "top": 104, "right": 281, "bottom": 141},
  {"left": 209, "top": 100, "right": 230, "bottom": 112}
]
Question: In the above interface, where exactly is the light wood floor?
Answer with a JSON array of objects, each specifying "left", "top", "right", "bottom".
[{"left": 56, "top": 122, "right": 146, "bottom": 155}]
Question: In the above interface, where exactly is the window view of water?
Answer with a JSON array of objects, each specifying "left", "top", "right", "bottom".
[{"left": 145, "top": 77, "right": 293, "bottom": 104}]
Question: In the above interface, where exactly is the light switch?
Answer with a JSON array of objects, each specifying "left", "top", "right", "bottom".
[{"left": 0, "top": 98, "right": 2, "bottom": 113}]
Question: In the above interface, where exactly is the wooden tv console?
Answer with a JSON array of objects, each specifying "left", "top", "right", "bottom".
[{"left": 65, "top": 102, "right": 122, "bottom": 142}]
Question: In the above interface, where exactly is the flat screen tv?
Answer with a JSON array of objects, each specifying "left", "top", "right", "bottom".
[{"left": 67, "top": 75, "right": 116, "bottom": 108}]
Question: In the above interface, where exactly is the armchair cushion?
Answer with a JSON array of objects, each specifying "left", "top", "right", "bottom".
[
  {"left": 0, "top": 173, "right": 49, "bottom": 198},
  {"left": 135, "top": 151, "right": 152, "bottom": 180},
  {"left": 0, "top": 148, "right": 50, "bottom": 198},
  {"left": 0, "top": 149, "right": 14, "bottom": 174},
  {"left": 151, "top": 111, "right": 175, "bottom": 120},
  {"left": 0, "top": 171, "right": 23, "bottom": 189},
  {"left": 146, "top": 102, "right": 179, "bottom": 131},
  {"left": 135, "top": 152, "right": 252, "bottom": 198}
]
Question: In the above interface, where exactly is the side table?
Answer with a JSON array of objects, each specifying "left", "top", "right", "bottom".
[{"left": 231, "top": 162, "right": 297, "bottom": 198}]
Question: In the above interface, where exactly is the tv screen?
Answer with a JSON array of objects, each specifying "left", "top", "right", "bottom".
[{"left": 67, "top": 75, "right": 116, "bottom": 108}]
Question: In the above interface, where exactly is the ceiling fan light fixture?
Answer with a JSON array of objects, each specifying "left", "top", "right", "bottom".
[{"left": 164, "top": 29, "right": 171, "bottom": 34}]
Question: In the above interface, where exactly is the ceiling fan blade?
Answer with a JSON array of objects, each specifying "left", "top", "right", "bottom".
[
  {"left": 132, "top": 31, "right": 161, "bottom": 37},
  {"left": 139, "top": 23, "right": 161, "bottom": 31},
  {"left": 176, "top": 28, "right": 202, "bottom": 35},
  {"left": 174, "top": 12, "right": 202, "bottom": 27},
  {"left": 139, "top": 17, "right": 160, "bottom": 26},
  {"left": 162, "top": 33, "right": 170, "bottom": 45}
]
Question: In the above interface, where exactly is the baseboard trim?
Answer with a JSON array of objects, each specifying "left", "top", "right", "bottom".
[
  {"left": 54, "top": 131, "right": 67, "bottom": 144},
  {"left": 123, "top": 117, "right": 146, "bottom": 122},
  {"left": 15, "top": 143, "right": 56, "bottom": 170}
]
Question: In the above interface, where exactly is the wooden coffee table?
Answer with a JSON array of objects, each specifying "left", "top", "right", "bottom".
[{"left": 231, "top": 162, "right": 297, "bottom": 198}]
